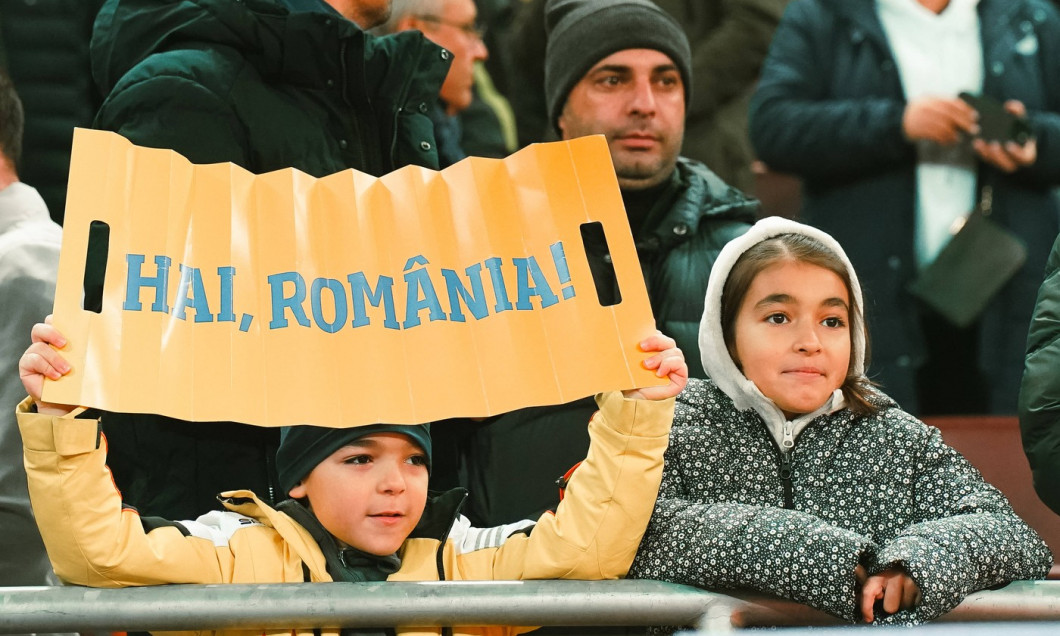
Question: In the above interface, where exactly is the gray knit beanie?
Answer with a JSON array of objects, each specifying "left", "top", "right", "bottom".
[{"left": 544, "top": 0, "right": 692, "bottom": 132}]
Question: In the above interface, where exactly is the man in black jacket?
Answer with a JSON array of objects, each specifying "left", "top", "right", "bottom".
[
  {"left": 430, "top": 0, "right": 756, "bottom": 526},
  {"left": 375, "top": 0, "right": 491, "bottom": 166}
]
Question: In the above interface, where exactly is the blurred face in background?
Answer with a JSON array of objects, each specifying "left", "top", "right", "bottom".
[
  {"left": 557, "top": 48, "right": 685, "bottom": 191},
  {"left": 405, "top": 0, "right": 488, "bottom": 115},
  {"left": 327, "top": 0, "right": 392, "bottom": 29}
]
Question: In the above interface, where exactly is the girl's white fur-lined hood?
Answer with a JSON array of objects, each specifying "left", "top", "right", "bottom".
[{"left": 697, "top": 217, "right": 868, "bottom": 445}]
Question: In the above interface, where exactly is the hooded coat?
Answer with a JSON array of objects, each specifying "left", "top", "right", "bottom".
[
  {"left": 86, "top": 0, "right": 452, "bottom": 518},
  {"left": 628, "top": 217, "right": 1052, "bottom": 625},
  {"left": 749, "top": 0, "right": 1060, "bottom": 414}
]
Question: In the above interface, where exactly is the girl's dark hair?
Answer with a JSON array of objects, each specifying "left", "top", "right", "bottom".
[{"left": 720, "top": 233, "right": 879, "bottom": 416}]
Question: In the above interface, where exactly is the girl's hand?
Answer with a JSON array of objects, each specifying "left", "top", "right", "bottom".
[
  {"left": 858, "top": 566, "right": 922, "bottom": 622},
  {"left": 19, "top": 316, "right": 76, "bottom": 415},
  {"left": 622, "top": 332, "right": 687, "bottom": 401}
]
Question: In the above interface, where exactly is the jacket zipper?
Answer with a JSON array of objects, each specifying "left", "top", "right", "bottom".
[
  {"left": 779, "top": 450, "right": 794, "bottom": 509},
  {"left": 776, "top": 420, "right": 796, "bottom": 509},
  {"left": 264, "top": 443, "right": 277, "bottom": 504}
]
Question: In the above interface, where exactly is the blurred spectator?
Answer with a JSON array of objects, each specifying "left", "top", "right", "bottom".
[
  {"left": 431, "top": 0, "right": 757, "bottom": 526},
  {"left": 0, "top": 70, "right": 62, "bottom": 589},
  {"left": 471, "top": 0, "right": 516, "bottom": 96},
  {"left": 0, "top": 0, "right": 105, "bottom": 224},
  {"left": 751, "top": 0, "right": 1060, "bottom": 415},
  {"left": 87, "top": 0, "right": 451, "bottom": 519},
  {"left": 653, "top": 0, "right": 790, "bottom": 193},
  {"left": 376, "top": 0, "right": 490, "bottom": 166},
  {"left": 458, "top": 63, "right": 518, "bottom": 158},
  {"left": 460, "top": 0, "right": 519, "bottom": 158},
  {"left": 506, "top": 0, "right": 551, "bottom": 146}
]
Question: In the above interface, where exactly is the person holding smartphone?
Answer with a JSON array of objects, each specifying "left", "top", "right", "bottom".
[{"left": 749, "top": 0, "right": 1060, "bottom": 417}]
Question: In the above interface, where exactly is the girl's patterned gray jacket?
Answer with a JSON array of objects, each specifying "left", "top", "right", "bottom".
[{"left": 628, "top": 218, "right": 1052, "bottom": 625}]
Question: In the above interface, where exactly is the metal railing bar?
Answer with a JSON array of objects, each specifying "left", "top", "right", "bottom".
[
  {"left": 1, "top": 579, "right": 1057, "bottom": 634},
  {"left": 0, "top": 580, "right": 725, "bottom": 634}
]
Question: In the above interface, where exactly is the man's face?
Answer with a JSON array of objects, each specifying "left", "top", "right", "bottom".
[
  {"left": 289, "top": 432, "right": 429, "bottom": 556},
  {"left": 409, "top": 0, "right": 488, "bottom": 115},
  {"left": 327, "top": 0, "right": 392, "bottom": 29},
  {"left": 557, "top": 49, "right": 685, "bottom": 191}
]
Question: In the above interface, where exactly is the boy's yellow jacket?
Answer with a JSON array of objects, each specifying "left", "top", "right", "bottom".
[{"left": 18, "top": 391, "right": 673, "bottom": 636}]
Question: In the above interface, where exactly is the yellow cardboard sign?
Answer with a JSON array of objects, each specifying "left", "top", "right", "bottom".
[{"left": 43, "top": 128, "right": 664, "bottom": 427}]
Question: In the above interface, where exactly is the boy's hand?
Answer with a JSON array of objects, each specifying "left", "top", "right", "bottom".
[
  {"left": 19, "top": 316, "right": 76, "bottom": 415},
  {"left": 857, "top": 565, "right": 922, "bottom": 623},
  {"left": 622, "top": 332, "right": 687, "bottom": 401}
]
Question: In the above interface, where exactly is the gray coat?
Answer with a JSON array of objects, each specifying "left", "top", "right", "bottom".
[
  {"left": 630, "top": 377, "right": 1052, "bottom": 624},
  {"left": 0, "top": 183, "right": 61, "bottom": 587}
]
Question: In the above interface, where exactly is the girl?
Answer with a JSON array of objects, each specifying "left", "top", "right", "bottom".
[{"left": 628, "top": 216, "right": 1051, "bottom": 625}]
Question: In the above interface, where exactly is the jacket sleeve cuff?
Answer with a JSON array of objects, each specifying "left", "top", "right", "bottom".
[
  {"left": 872, "top": 534, "right": 966, "bottom": 622},
  {"left": 17, "top": 396, "right": 100, "bottom": 456},
  {"left": 783, "top": 527, "right": 877, "bottom": 623},
  {"left": 593, "top": 391, "right": 675, "bottom": 438}
]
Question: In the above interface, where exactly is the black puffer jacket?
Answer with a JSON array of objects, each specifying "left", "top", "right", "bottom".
[
  {"left": 92, "top": 0, "right": 450, "bottom": 177},
  {"left": 1019, "top": 233, "right": 1060, "bottom": 515},
  {"left": 88, "top": 0, "right": 451, "bottom": 519}
]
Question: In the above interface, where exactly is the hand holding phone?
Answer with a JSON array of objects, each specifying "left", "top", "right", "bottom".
[{"left": 959, "top": 92, "right": 1033, "bottom": 144}]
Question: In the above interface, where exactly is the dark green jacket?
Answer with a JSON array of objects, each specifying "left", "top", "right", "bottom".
[
  {"left": 88, "top": 0, "right": 451, "bottom": 519},
  {"left": 92, "top": 0, "right": 450, "bottom": 177},
  {"left": 632, "top": 158, "right": 757, "bottom": 376},
  {"left": 1020, "top": 232, "right": 1060, "bottom": 515},
  {"left": 432, "top": 158, "right": 757, "bottom": 527}
]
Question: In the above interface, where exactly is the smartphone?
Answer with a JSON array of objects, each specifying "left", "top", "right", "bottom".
[{"left": 959, "top": 92, "right": 1033, "bottom": 145}]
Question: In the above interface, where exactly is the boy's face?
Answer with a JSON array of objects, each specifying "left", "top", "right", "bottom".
[
  {"left": 290, "top": 432, "right": 429, "bottom": 556},
  {"left": 733, "top": 259, "right": 851, "bottom": 419}
]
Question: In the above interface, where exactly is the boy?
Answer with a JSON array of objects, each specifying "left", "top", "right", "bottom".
[{"left": 18, "top": 321, "right": 686, "bottom": 635}]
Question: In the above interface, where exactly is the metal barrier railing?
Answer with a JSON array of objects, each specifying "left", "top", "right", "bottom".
[{"left": 1, "top": 579, "right": 1058, "bottom": 634}]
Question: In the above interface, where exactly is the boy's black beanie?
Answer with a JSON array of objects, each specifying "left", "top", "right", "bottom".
[
  {"left": 544, "top": 0, "right": 692, "bottom": 132},
  {"left": 276, "top": 423, "right": 433, "bottom": 497}
]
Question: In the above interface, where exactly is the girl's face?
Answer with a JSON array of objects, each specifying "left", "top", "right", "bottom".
[{"left": 733, "top": 259, "right": 852, "bottom": 418}]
